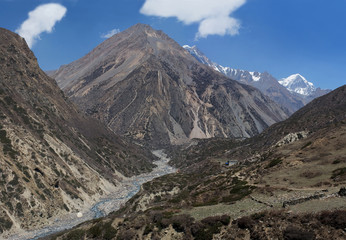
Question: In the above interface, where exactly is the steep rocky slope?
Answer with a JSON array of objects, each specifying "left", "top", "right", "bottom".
[
  {"left": 50, "top": 24, "right": 288, "bottom": 147},
  {"left": 177, "top": 84, "right": 346, "bottom": 163},
  {"left": 0, "top": 28, "right": 155, "bottom": 235}
]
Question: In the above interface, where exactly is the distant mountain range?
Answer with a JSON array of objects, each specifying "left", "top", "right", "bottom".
[
  {"left": 183, "top": 45, "right": 331, "bottom": 115},
  {"left": 49, "top": 24, "right": 288, "bottom": 147}
]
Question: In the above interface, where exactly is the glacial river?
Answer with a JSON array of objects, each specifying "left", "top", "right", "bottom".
[{"left": 6, "top": 150, "right": 175, "bottom": 240}]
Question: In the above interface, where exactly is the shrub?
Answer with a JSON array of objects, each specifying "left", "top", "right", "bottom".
[
  {"left": 64, "top": 229, "right": 85, "bottom": 240},
  {"left": 265, "top": 158, "right": 282, "bottom": 169},
  {"left": 237, "top": 216, "right": 254, "bottom": 230},
  {"left": 103, "top": 221, "right": 117, "bottom": 240},
  {"left": 283, "top": 226, "right": 315, "bottom": 240},
  {"left": 0, "top": 216, "right": 12, "bottom": 233},
  {"left": 331, "top": 167, "right": 346, "bottom": 181},
  {"left": 143, "top": 224, "right": 154, "bottom": 235},
  {"left": 319, "top": 210, "right": 346, "bottom": 229},
  {"left": 299, "top": 171, "right": 322, "bottom": 179}
]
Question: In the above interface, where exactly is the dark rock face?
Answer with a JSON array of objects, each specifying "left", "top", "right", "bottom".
[
  {"left": 0, "top": 28, "right": 154, "bottom": 233},
  {"left": 50, "top": 24, "right": 288, "bottom": 147}
]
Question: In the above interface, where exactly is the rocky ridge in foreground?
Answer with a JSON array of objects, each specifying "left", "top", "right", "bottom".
[{"left": 0, "top": 28, "right": 155, "bottom": 236}]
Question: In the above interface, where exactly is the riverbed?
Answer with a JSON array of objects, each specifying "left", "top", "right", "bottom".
[{"left": 6, "top": 150, "right": 175, "bottom": 240}]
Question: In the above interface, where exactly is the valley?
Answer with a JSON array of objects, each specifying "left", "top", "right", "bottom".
[
  {"left": 0, "top": 23, "right": 344, "bottom": 240},
  {"left": 6, "top": 150, "right": 175, "bottom": 240}
]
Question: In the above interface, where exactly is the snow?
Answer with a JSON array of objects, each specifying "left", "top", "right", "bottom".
[
  {"left": 279, "top": 74, "right": 316, "bottom": 96},
  {"left": 183, "top": 44, "right": 320, "bottom": 97},
  {"left": 250, "top": 71, "right": 261, "bottom": 81}
]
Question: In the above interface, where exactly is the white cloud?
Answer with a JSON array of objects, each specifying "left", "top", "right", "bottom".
[
  {"left": 16, "top": 3, "right": 67, "bottom": 48},
  {"left": 140, "top": 0, "right": 246, "bottom": 38},
  {"left": 101, "top": 28, "right": 120, "bottom": 39}
]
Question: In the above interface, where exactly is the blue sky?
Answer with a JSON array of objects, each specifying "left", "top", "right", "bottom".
[{"left": 1, "top": 0, "right": 345, "bottom": 90}]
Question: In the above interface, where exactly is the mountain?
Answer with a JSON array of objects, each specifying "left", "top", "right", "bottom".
[
  {"left": 175, "top": 84, "right": 346, "bottom": 164},
  {"left": 46, "top": 85, "right": 346, "bottom": 240},
  {"left": 49, "top": 24, "right": 288, "bottom": 148},
  {"left": 183, "top": 45, "right": 331, "bottom": 115},
  {"left": 279, "top": 73, "right": 331, "bottom": 102},
  {"left": 279, "top": 73, "right": 316, "bottom": 96},
  {"left": 0, "top": 28, "right": 154, "bottom": 235}
]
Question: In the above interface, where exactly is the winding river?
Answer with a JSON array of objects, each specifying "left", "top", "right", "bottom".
[{"left": 6, "top": 150, "right": 175, "bottom": 240}]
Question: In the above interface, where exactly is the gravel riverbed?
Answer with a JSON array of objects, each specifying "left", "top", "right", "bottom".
[{"left": 6, "top": 150, "right": 175, "bottom": 240}]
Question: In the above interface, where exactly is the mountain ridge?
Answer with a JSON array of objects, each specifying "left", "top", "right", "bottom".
[
  {"left": 183, "top": 45, "right": 331, "bottom": 115},
  {"left": 0, "top": 27, "right": 154, "bottom": 235}
]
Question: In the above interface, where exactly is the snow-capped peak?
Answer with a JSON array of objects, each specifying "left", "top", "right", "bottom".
[
  {"left": 279, "top": 74, "right": 316, "bottom": 96},
  {"left": 183, "top": 45, "right": 213, "bottom": 66},
  {"left": 183, "top": 45, "right": 193, "bottom": 49},
  {"left": 183, "top": 45, "right": 263, "bottom": 83}
]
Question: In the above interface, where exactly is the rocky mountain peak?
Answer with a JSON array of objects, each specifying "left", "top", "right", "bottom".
[
  {"left": 49, "top": 24, "right": 288, "bottom": 147},
  {"left": 279, "top": 74, "right": 316, "bottom": 96}
]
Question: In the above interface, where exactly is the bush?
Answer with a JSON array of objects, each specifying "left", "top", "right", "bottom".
[
  {"left": 331, "top": 167, "right": 346, "bottom": 181},
  {"left": 265, "top": 158, "right": 282, "bottom": 169},
  {"left": 117, "top": 229, "right": 135, "bottom": 240},
  {"left": 64, "top": 229, "right": 85, "bottom": 240},
  {"left": 319, "top": 210, "right": 346, "bottom": 229},
  {"left": 283, "top": 226, "right": 315, "bottom": 240},
  {"left": 0, "top": 216, "right": 12, "bottom": 233},
  {"left": 299, "top": 171, "right": 322, "bottom": 179},
  {"left": 171, "top": 214, "right": 193, "bottom": 233},
  {"left": 237, "top": 216, "right": 254, "bottom": 230},
  {"left": 103, "top": 221, "right": 117, "bottom": 240}
]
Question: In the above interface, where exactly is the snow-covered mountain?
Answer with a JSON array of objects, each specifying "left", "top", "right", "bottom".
[
  {"left": 183, "top": 45, "right": 331, "bottom": 115},
  {"left": 279, "top": 74, "right": 315, "bottom": 96},
  {"left": 183, "top": 45, "right": 267, "bottom": 84},
  {"left": 183, "top": 45, "right": 304, "bottom": 114}
]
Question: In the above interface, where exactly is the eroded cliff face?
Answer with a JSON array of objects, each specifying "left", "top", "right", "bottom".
[
  {"left": 0, "top": 28, "right": 154, "bottom": 234},
  {"left": 50, "top": 24, "right": 288, "bottom": 147}
]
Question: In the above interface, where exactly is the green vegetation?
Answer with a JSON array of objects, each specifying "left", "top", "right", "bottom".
[
  {"left": 87, "top": 223, "right": 102, "bottom": 238},
  {"left": 102, "top": 221, "right": 117, "bottom": 240},
  {"left": 222, "top": 177, "right": 254, "bottom": 203},
  {"left": 265, "top": 158, "right": 282, "bottom": 169},
  {"left": 0, "top": 126, "right": 18, "bottom": 159},
  {"left": 192, "top": 215, "right": 230, "bottom": 240},
  {"left": 16, "top": 202, "right": 24, "bottom": 217},
  {"left": 0, "top": 216, "right": 12, "bottom": 233},
  {"left": 8, "top": 174, "right": 19, "bottom": 186},
  {"left": 64, "top": 229, "right": 85, "bottom": 240},
  {"left": 331, "top": 167, "right": 346, "bottom": 181},
  {"left": 301, "top": 141, "right": 312, "bottom": 150}
]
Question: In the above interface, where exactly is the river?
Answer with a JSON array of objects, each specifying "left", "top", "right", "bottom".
[{"left": 6, "top": 150, "right": 175, "bottom": 240}]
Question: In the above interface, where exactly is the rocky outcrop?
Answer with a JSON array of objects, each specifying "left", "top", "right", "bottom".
[{"left": 275, "top": 131, "right": 309, "bottom": 147}]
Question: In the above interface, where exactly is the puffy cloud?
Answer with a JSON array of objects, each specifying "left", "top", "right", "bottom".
[
  {"left": 101, "top": 28, "right": 120, "bottom": 38},
  {"left": 16, "top": 3, "right": 67, "bottom": 48},
  {"left": 140, "top": 0, "right": 246, "bottom": 38}
]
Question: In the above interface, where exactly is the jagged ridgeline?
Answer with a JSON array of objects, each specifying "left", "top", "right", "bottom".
[
  {"left": 50, "top": 24, "right": 288, "bottom": 148},
  {"left": 0, "top": 28, "right": 154, "bottom": 234}
]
